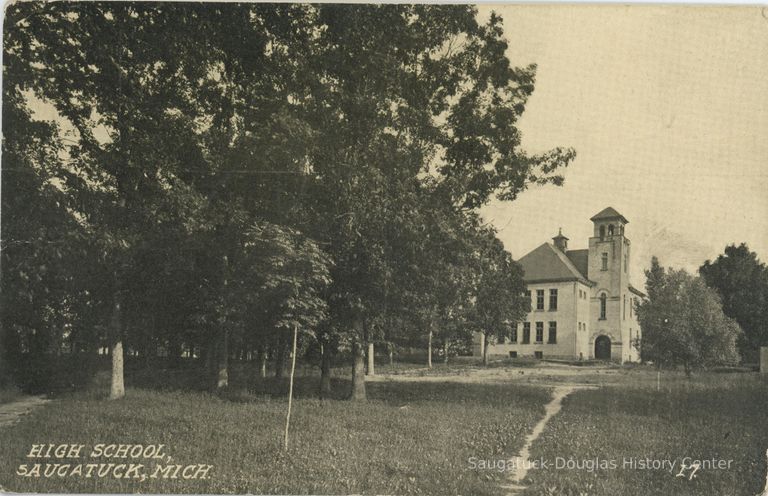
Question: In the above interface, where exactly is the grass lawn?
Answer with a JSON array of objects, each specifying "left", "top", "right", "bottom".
[
  {"left": 522, "top": 372, "right": 768, "bottom": 496},
  {"left": 0, "top": 378, "right": 550, "bottom": 495}
]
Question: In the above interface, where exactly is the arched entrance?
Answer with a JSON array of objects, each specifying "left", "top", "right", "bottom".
[{"left": 595, "top": 335, "right": 611, "bottom": 360}]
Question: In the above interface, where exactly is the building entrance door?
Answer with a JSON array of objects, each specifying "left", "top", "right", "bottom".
[{"left": 595, "top": 335, "right": 611, "bottom": 360}]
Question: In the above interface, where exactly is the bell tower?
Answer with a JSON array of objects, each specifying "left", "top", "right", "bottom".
[{"left": 588, "top": 207, "right": 631, "bottom": 361}]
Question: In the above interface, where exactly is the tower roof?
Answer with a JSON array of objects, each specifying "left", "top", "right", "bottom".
[
  {"left": 552, "top": 228, "right": 569, "bottom": 241},
  {"left": 590, "top": 207, "right": 628, "bottom": 224}
]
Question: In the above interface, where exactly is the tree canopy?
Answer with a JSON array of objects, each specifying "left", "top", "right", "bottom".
[
  {"left": 2, "top": 3, "right": 574, "bottom": 398},
  {"left": 636, "top": 258, "right": 741, "bottom": 374},
  {"left": 699, "top": 244, "right": 768, "bottom": 362}
]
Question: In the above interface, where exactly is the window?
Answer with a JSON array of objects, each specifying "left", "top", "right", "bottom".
[
  {"left": 536, "top": 290, "right": 545, "bottom": 310},
  {"left": 510, "top": 326, "right": 518, "bottom": 343},
  {"left": 534, "top": 351, "right": 543, "bottom": 359},
  {"left": 535, "top": 322, "right": 544, "bottom": 343},
  {"left": 548, "top": 322, "right": 557, "bottom": 344},
  {"left": 600, "top": 293, "right": 607, "bottom": 320},
  {"left": 549, "top": 289, "right": 558, "bottom": 310},
  {"left": 608, "top": 224, "right": 614, "bottom": 236},
  {"left": 599, "top": 225, "right": 605, "bottom": 240},
  {"left": 601, "top": 253, "right": 608, "bottom": 271},
  {"left": 509, "top": 351, "right": 518, "bottom": 358},
  {"left": 623, "top": 295, "right": 626, "bottom": 320},
  {"left": 522, "top": 323, "right": 531, "bottom": 344}
]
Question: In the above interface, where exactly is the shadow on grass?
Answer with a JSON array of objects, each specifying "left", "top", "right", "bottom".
[{"left": 122, "top": 364, "right": 551, "bottom": 408}]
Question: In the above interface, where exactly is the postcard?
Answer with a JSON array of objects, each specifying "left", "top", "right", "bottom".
[{"left": 2, "top": 3, "right": 767, "bottom": 495}]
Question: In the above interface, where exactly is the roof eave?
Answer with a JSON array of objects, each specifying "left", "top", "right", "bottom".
[
  {"left": 524, "top": 277, "right": 596, "bottom": 287},
  {"left": 589, "top": 214, "right": 629, "bottom": 224}
]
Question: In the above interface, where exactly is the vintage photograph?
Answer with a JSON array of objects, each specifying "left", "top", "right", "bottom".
[{"left": 1, "top": 2, "right": 767, "bottom": 495}]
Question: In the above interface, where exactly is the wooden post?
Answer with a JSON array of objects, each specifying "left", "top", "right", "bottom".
[{"left": 284, "top": 325, "right": 298, "bottom": 451}]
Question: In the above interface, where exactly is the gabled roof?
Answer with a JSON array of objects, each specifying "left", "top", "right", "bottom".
[
  {"left": 518, "top": 243, "right": 593, "bottom": 286},
  {"left": 565, "top": 249, "right": 589, "bottom": 279},
  {"left": 590, "top": 207, "right": 628, "bottom": 224}
]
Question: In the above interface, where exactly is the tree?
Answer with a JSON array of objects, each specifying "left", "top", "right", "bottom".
[
  {"left": 0, "top": 83, "right": 94, "bottom": 391},
  {"left": 637, "top": 260, "right": 741, "bottom": 375},
  {"left": 301, "top": 5, "right": 574, "bottom": 398},
  {"left": 700, "top": 244, "right": 768, "bottom": 363},
  {"left": 469, "top": 226, "right": 529, "bottom": 366},
  {"left": 5, "top": 2, "right": 231, "bottom": 397}
]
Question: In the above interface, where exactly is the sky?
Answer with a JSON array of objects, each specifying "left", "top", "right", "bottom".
[{"left": 475, "top": 5, "right": 768, "bottom": 285}]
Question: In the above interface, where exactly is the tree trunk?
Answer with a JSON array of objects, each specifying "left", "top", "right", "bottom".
[
  {"left": 169, "top": 335, "right": 182, "bottom": 369},
  {"left": 204, "top": 333, "right": 217, "bottom": 379},
  {"left": 350, "top": 340, "right": 366, "bottom": 401},
  {"left": 443, "top": 340, "right": 449, "bottom": 364},
  {"left": 109, "top": 296, "right": 125, "bottom": 400},
  {"left": 216, "top": 330, "right": 229, "bottom": 389},
  {"left": 320, "top": 343, "right": 332, "bottom": 398},
  {"left": 274, "top": 339, "right": 285, "bottom": 379},
  {"left": 427, "top": 327, "right": 433, "bottom": 369},
  {"left": 482, "top": 333, "right": 489, "bottom": 366},
  {"left": 389, "top": 347, "right": 394, "bottom": 366},
  {"left": 142, "top": 336, "right": 155, "bottom": 370},
  {"left": 257, "top": 346, "right": 267, "bottom": 378},
  {"left": 284, "top": 325, "right": 298, "bottom": 450},
  {"left": 366, "top": 342, "right": 375, "bottom": 376}
]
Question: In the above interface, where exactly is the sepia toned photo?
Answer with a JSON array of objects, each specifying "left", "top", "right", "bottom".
[{"left": 1, "top": 3, "right": 767, "bottom": 495}]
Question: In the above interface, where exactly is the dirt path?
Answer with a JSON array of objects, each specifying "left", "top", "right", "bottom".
[
  {"left": 0, "top": 396, "right": 51, "bottom": 428},
  {"left": 500, "top": 385, "right": 591, "bottom": 495}
]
